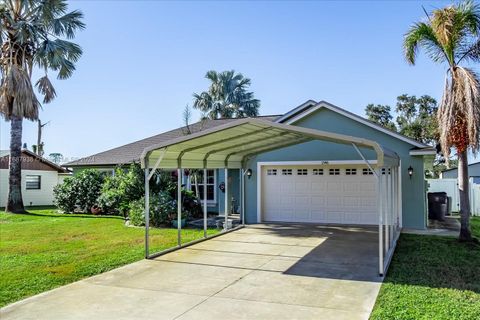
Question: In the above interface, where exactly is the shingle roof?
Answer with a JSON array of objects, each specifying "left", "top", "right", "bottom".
[
  {"left": 65, "top": 116, "right": 280, "bottom": 167},
  {"left": 0, "top": 149, "right": 70, "bottom": 173}
]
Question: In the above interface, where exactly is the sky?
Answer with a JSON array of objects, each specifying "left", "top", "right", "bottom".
[{"left": 0, "top": 0, "right": 461, "bottom": 163}]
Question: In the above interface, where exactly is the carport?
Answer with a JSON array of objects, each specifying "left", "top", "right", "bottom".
[{"left": 140, "top": 118, "right": 401, "bottom": 276}]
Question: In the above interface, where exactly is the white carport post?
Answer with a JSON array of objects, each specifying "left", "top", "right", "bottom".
[
  {"left": 224, "top": 168, "right": 229, "bottom": 230},
  {"left": 203, "top": 168, "right": 208, "bottom": 238},
  {"left": 385, "top": 168, "right": 390, "bottom": 255},
  {"left": 377, "top": 167, "right": 384, "bottom": 275},
  {"left": 351, "top": 143, "right": 386, "bottom": 276},
  {"left": 177, "top": 168, "right": 182, "bottom": 246},
  {"left": 241, "top": 169, "right": 246, "bottom": 226},
  {"left": 144, "top": 158, "right": 150, "bottom": 258}
]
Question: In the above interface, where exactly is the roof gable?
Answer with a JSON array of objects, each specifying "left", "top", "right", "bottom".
[
  {"left": 277, "top": 100, "right": 428, "bottom": 148},
  {"left": 0, "top": 150, "right": 69, "bottom": 173}
]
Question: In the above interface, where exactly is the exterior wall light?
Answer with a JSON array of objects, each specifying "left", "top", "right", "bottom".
[
  {"left": 408, "top": 166, "right": 413, "bottom": 179},
  {"left": 246, "top": 169, "right": 252, "bottom": 179}
]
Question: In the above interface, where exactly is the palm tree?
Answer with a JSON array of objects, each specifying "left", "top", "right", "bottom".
[
  {"left": 0, "top": 1, "right": 84, "bottom": 213},
  {"left": 404, "top": 0, "right": 480, "bottom": 241},
  {"left": 193, "top": 70, "right": 260, "bottom": 119}
]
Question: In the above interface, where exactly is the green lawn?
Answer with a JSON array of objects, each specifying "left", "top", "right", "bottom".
[
  {"left": 370, "top": 217, "right": 480, "bottom": 320},
  {"left": 0, "top": 209, "right": 218, "bottom": 307}
]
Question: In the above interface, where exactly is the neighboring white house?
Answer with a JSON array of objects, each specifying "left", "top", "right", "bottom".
[{"left": 0, "top": 149, "right": 70, "bottom": 207}]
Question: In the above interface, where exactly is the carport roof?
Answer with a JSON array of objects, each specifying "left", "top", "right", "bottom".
[{"left": 141, "top": 118, "right": 399, "bottom": 169}]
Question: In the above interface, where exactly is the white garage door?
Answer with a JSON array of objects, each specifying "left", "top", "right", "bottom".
[{"left": 261, "top": 165, "right": 378, "bottom": 225}]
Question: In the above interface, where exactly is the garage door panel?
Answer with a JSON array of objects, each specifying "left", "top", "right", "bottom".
[
  {"left": 295, "top": 182, "right": 310, "bottom": 193},
  {"left": 343, "top": 196, "right": 359, "bottom": 207},
  {"left": 343, "top": 183, "right": 359, "bottom": 193},
  {"left": 311, "top": 182, "right": 326, "bottom": 191},
  {"left": 311, "top": 196, "right": 325, "bottom": 206},
  {"left": 262, "top": 165, "right": 378, "bottom": 225},
  {"left": 327, "top": 182, "right": 342, "bottom": 192}
]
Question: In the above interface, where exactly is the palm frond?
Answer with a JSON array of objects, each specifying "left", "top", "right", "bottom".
[
  {"left": 404, "top": 22, "right": 446, "bottom": 64},
  {"left": 0, "top": 64, "right": 40, "bottom": 121},
  {"left": 438, "top": 67, "right": 480, "bottom": 158},
  {"left": 50, "top": 10, "right": 85, "bottom": 39},
  {"left": 35, "top": 75, "right": 56, "bottom": 103}
]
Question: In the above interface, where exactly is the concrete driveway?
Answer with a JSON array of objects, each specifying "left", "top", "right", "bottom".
[{"left": 1, "top": 224, "right": 382, "bottom": 320}]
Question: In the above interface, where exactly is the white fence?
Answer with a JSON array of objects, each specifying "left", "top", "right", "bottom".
[{"left": 426, "top": 178, "right": 480, "bottom": 216}]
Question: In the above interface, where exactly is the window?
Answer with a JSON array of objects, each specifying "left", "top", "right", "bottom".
[
  {"left": 190, "top": 170, "right": 216, "bottom": 202},
  {"left": 313, "top": 168, "right": 324, "bottom": 175},
  {"left": 346, "top": 168, "right": 357, "bottom": 175},
  {"left": 381, "top": 168, "right": 391, "bottom": 175},
  {"left": 297, "top": 169, "right": 308, "bottom": 176},
  {"left": 282, "top": 169, "right": 292, "bottom": 175},
  {"left": 329, "top": 168, "right": 340, "bottom": 175},
  {"left": 362, "top": 168, "right": 374, "bottom": 175},
  {"left": 26, "top": 175, "right": 41, "bottom": 190},
  {"left": 267, "top": 169, "right": 277, "bottom": 176}
]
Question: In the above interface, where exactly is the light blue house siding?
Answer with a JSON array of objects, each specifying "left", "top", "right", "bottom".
[
  {"left": 213, "top": 169, "right": 240, "bottom": 214},
  {"left": 243, "top": 108, "right": 427, "bottom": 229}
]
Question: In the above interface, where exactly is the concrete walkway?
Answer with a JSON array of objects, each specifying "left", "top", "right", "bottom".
[{"left": 1, "top": 224, "right": 382, "bottom": 320}]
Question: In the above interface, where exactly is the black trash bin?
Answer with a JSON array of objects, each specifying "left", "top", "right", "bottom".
[{"left": 428, "top": 192, "right": 448, "bottom": 221}]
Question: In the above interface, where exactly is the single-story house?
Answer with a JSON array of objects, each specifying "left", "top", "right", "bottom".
[
  {"left": 67, "top": 100, "right": 435, "bottom": 230},
  {"left": 441, "top": 162, "right": 480, "bottom": 183},
  {"left": 0, "top": 149, "right": 71, "bottom": 207}
]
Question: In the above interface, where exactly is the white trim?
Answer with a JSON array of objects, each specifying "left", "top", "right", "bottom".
[
  {"left": 275, "top": 100, "right": 317, "bottom": 123},
  {"left": 409, "top": 149, "right": 437, "bottom": 156},
  {"left": 257, "top": 162, "right": 262, "bottom": 223},
  {"left": 398, "top": 163, "right": 403, "bottom": 228},
  {"left": 256, "top": 160, "right": 377, "bottom": 166},
  {"left": 282, "top": 101, "right": 427, "bottom": 148}
]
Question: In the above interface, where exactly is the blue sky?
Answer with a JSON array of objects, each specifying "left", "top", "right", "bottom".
[{"left": 0, "top": 0, "right": 457, "bottom": 161}]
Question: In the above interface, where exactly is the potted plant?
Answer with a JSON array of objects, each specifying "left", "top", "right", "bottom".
[{"left": 169, "top": 211, "right": 187, "bottom": 228}]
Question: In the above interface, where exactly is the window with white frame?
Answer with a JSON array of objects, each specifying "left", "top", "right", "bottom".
[
  {"left": 282, "top": 169, "right": 292, "bottom": 175},
  {"left": 267, "top": 169, "right": 277, "bottom": 176},
  {"left": 26, "top": 175, "right": 41, "bottom": 190},
  {"left": 190, "top": 170, "right": 216, "bottom": 202},
  {"left": 297, "top": 169, "right": 308, "bottom": 176},
  {"left": 312, "top": 168, "right": 324, "bottom": 175},
  {"left": 329, "top": 168, "right": 340, "bottom": 175}
]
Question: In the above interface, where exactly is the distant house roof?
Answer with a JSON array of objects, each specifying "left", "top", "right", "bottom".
[
  {"left": 442, "top": 161, "right": 480, "bottom": 173},
  {"left": 0, "top": 149, "right": 70, "bottom": 173},
  {"left": 65, "top": 115, "right": 281, "bottom": 167}
]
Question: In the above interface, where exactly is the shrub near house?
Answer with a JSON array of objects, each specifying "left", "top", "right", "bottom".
[
  {"left": 53, "top": 170, "right": 104, "bottom": 213},
  {"left": 53, "top": 165, "right": 202, "bottom": 227}
]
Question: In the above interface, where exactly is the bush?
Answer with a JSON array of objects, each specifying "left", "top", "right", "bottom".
[
  {"left": 182, "top": 189, "right": 203, "bottom": 219},
  {"left": 128, "top": 191, "right": 176, "bottom": 227},
  {"left": 98, "top": 164, "right": 144, "bottom": 215},
  {"left": 53, "top": 177, "right": 76, "bottom": 213},
  {"left": 53, "top": 169, "right": 105, "bottom": 213}
]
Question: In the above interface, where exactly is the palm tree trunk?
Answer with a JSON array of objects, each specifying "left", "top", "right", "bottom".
[
  {"left": 6, "top": 116, "right": 26, "bottom": 213},
  {"left": 458, "top": 150, "right": 472, "bottom": 241}
]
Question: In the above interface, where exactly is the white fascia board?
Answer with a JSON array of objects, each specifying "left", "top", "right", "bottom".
[
  {"left": 284, "top": 101, "right": 427, "bottom": 149},
  {"left": 256, "top": 160, "right": 378, "bottom": 166},
  {"left": 409, "top": 149, "right": 437, "bottom": 156}
]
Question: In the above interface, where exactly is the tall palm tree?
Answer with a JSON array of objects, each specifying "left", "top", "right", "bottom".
[
  {"left": 193, "top": 70, "right": 260, "bottom": 119},
  {"left": 404, "top": 0, "right": 480, "bottom": 241},
  {"left": 0, "top": 0, "right": 84, "bottom": 213}
]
